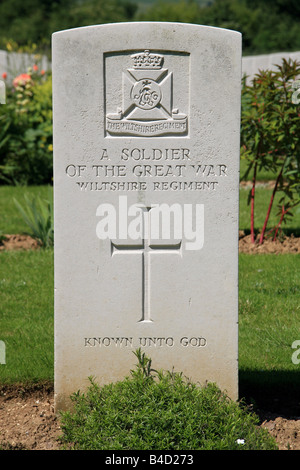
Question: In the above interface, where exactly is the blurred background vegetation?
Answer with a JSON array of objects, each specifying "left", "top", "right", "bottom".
[{"left": 0, "top": 0, "right": 300, "bottom": 58}]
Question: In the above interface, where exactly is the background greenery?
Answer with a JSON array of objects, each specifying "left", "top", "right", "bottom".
[
  {"left": 0, "top": 72, "right": 53, "bottom": 185},
  {"left": 0, "top": 0, "right": 299, "bottom": 57}
]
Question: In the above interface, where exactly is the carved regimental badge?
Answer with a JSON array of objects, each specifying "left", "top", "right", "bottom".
[{"left": 106, "top": 50, "right": 188, "bottom": 137}]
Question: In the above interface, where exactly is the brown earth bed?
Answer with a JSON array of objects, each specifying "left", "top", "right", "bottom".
[
  {"left": 0, "top": 234, "right": 40, "bottom": 251},
  {"left": 239, "top": 231, "right": 300, "bottom": 254},
  {"left": 0, "top": 384, "right": 299, "bottom": 451},
  {"left": 0, "top": 384, "right": 61, "bottom": 450},
  {"left": 1, "top": 232, "right": 300, "bottom": 254}
]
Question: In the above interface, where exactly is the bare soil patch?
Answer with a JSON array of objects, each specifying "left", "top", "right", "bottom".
[
  {"left": 0, "top": 384, "right": 299, "bottom": 450},
  {"left": 0, "top": 384, "right": 61, "bottom": 450},
  {"left": 261, "top": 415, "right": 300, "bottom": 450},
  {"left": 1, "top": 232, "right": 299, "bottom": 255},
  {"left": 0, "top": 234, "right": 40, "bottom": 251},
  {"left": 239, "top": 231, "right": 300, "bottom": 254}
]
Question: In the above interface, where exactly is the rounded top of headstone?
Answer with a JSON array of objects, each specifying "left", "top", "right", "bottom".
[{"left": 52, "top": 22, "right": 242, "bottom": 40}]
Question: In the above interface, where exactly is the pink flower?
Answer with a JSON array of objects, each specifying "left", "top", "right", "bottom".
[
  {"left": 40, "top": 69, "right": 45, "bottom": 76},
  {"left": 33, "top": 64, "right": 38, "bottom": 71},
  {"left": 2, "top": 72, "right": 7, "bottom": 80},
  {"left": 13, "top": 73, "right": 32, "bottom": 88}
]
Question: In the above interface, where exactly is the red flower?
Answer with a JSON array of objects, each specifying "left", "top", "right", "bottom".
[
  {"left": 40, "top": 69, "right": 45, "bottom": 76},
  {"left": 33, "top": 64, "right": 38, "bottom": 71},
  {"left": 2, "top": 72, "right": 7, "bottom": 80},
  {"left": 13, "top": 73, "right": 32, "bottom": 88}
]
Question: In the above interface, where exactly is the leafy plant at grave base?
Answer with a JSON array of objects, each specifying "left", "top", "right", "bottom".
[
  {"left": 13, "top": 189, "right": 53, "bottom": 247},
  {"left": 0, "top": 63, "right": 53, "bottom": 185},
  {"left": 240, "top": 58, "right": 300, "bottom": 244},
  {"left": 58, "top": 348, "right": 278, "bottom": 450}
]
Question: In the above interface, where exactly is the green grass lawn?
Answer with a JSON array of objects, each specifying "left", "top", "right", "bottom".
[
  {"left": 239, "top": 186, "right": 300, "bottom": 236},
  {"left": 0, "top": 249, "right": 54, "bottom": 384},
  {"left": 239, "top": 157, "right": 276, "bottom": 182},
  {"left": 239, "top": 254, "right": 300, "bottom": 370},
  {"left": 239, "top": 253, "right": 300, "bottom": 407},
  {"left": 0, "top": 185, "right": 52, "bottom": 235},
  {"left": 1, "top": 183, "right": 300, "bottom": 236},
  {"left": 0, "top": 183, "right": 299, "bottom": 413},
  {"left": 0, "top": 248, "right": 299, "bottom": 395}
]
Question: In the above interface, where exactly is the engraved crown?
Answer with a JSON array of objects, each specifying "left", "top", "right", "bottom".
[{"left": 131, "top": 50, "right": 164, "bottom": 69}]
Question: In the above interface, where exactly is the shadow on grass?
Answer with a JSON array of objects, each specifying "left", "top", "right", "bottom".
[
  {"left": 239, "top": 369, "right": 300, "bottom": 418},
  {"left": 281, "top": 228, "right": 300, "bottom": 238},
  {"left": 240, "top": 228, "right": 300, "bottom": 238}
]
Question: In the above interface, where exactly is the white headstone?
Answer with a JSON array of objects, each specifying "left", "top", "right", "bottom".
[{"left": 53, "top": 22, "right": 242, "bottom": 411}]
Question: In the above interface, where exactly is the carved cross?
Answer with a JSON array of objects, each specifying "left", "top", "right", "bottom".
[{"left": 111, "top": 207, "right": 182, "bottom": 322}]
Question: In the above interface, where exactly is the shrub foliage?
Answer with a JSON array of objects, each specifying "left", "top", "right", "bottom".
[
  {"left": 59, "top": 349, "right": 278, "bottom": 450},
  {"left": 241, "top": 58, "right": 300, "bottom": 243},
  {"left": 0, "top": 65, "right": 52, "bottom": 185}
]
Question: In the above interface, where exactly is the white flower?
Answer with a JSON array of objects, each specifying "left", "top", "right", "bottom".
[{"left": 236, "top": 439, "right": 245, "bottom": 445}]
